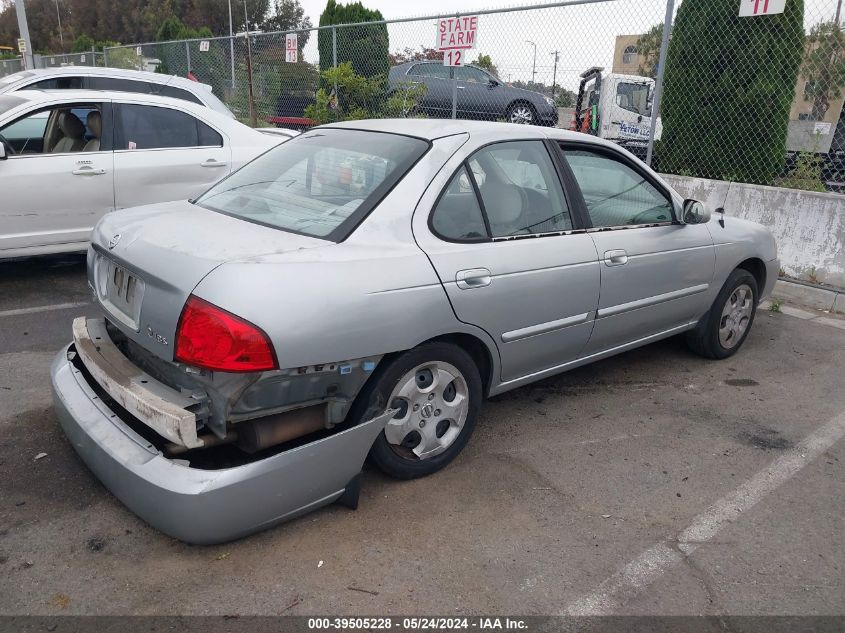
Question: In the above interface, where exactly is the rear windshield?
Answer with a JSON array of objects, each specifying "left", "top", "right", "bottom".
[
  {"left": 0, "top": 94, "right": 26, "bottom": 116},
  {"left": 195, "top": 129, "right": 429, "bottom": 241},
  {"left": 0, "top": 71, "right": 34, "bottom": 87}
]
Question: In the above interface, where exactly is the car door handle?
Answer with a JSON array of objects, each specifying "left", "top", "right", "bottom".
[
  {"left": 72, "top": 167, "right": 106, "bottom": 176},
  {"left": 603, "top": 249, "right": 628, "bottom": 266},
  {"left": 201, "top": 159, "right": 228, "bottom": 168},
  {"left": 456, "top": 268, "right": 492, "bottom": 289}
]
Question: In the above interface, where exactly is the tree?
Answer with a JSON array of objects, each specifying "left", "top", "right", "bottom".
[
  {"left": 317, "top": 0, "right": 388, "bottom": 81},
  {"left": 635, "top": 24, "right": 663, "bottom": 79},
  {"left": 472, "top": 53, "right": 498, "bottom": 77},
  {"left": 262, "top": 0, "right": 312, "bottom": 34},
  {"left": 801, "top": 21, "right": 845, "bottom": 121},
  {"left": 659, "top": 0, "right": 804, "bottom": 184},
  {"left": 389, "top": 46, "right": 441, "bottom": 66}
]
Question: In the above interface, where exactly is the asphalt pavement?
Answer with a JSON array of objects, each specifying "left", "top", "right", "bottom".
[{"left": 0, "top": 254, "right": 843, "bottom": 616}]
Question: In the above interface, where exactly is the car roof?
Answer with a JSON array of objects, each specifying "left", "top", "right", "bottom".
[
  {"left": 318, "top": 118, "right": 596, "bottom": 143},
  {"left": 4, "top": 66, "right": 212, "bottom": 91}
]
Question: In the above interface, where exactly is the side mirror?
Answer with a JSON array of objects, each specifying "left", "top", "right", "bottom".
[
  {"left": 682, "top": 199, "right": 711, "bottom": 224},
  {"left": 488, "top": 78, "right": 499, "bottom": 87}
]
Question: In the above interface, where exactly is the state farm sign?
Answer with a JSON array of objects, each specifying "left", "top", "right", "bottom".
[{"left": 437, "top": 16, "right": 478, "bottom": 67}]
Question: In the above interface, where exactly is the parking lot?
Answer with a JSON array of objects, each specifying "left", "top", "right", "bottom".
[{"left": 0, "top": 254, "right": 842, "bottom": 616}]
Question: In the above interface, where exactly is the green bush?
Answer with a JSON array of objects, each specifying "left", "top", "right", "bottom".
[
  {"left": 304, "top": 62, "right": 425, "bottom": 124},
  {"left": 659, "top": 0, "right": 804, "bottom": 184}
]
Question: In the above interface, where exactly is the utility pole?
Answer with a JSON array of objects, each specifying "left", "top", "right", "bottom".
[
  {"left": 13, "top": 0, "right": 34, "bottom": 70},
  {"left": 54, "top": 0, "right": 64, "bottom": 53},
  {"left": 525, "top": 40, "right": 536, "bottom": 85},
  {"left": 550, "top": 50, "right": 559, "bottom": 100},
  {"left": 228, "top": 0, "right": 235, "bottom": 90},
  {"left": 836, "top": 0, "right": 842, "bottom": 24}
]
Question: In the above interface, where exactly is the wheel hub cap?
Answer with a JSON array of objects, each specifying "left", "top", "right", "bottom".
[
  {"left": 384, "top": 361, "right": 469, "bottom": 460},
  {"left": 718, "top": 283, "right": 753, "bottom": 349}
]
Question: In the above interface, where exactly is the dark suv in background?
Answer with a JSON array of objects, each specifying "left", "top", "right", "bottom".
[{"left": 389, "top": 61, "right": 558, "bottom": 126}]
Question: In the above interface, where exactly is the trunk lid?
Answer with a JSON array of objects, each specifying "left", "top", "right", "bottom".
[{"left": 89, "top": 200, "right": 327, "bottom": 361}]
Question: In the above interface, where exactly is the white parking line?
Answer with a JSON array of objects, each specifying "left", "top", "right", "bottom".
[
  {"left": 564, "top": 410, "right": 845, "bottom": 615},
  {"left": 0, "top": 301, "right": 89, "bottom": 319}
]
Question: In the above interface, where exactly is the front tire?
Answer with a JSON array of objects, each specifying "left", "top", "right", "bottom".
[
  {"left": 687, "top": 268, "right": 759, "bottom": 359},
  {"left": 350, "top": 342, "right": 482, "bottom": 480}
]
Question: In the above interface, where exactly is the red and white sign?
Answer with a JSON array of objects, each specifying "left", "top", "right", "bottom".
[
  {"left": 285, "top": 33, "right": 298, "bottom": 63},
  {"left": 199, "top": 40, "right": 210, "bottom": 52},
  {"left": 437, "top": 16, "right": 477, "bottom": 67},
  {"left": 738, "top": 0, "right": 786, "bottom": 16}
]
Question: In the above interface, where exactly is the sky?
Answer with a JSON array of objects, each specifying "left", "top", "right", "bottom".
[{"left": 292, "top": 0, "right": 845, "bottom": 92}]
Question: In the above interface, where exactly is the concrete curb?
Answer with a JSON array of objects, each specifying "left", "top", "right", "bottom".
[{"left": 772, "top": 279, "right": 845, "bottom": 313}]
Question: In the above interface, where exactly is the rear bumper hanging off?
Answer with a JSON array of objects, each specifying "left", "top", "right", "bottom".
[{"left": 51, "top": 342, "right": 394, "bottom": 544}]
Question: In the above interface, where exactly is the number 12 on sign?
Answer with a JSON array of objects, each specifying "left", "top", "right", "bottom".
[{"left": 444, "top": 50, "right": 464, "bottom": 67}]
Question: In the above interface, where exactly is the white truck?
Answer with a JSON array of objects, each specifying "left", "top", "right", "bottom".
[{"left": 562, "top": 67, "right": 661, "bottom": 159}]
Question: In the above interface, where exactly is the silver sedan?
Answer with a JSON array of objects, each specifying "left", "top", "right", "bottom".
[{"left": 51, "top": 119, "right": 779, "bottom": 543}]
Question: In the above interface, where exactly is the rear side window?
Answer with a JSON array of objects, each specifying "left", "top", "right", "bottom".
[
  {"left": 21, "top": 76, "right": 84, "bottom": 90},
  {"left": 158, "top": 85, "right": 204, "bottom": 106},
  {"left": 409, "top": 63, "right": 448, "bottom": 79},
  {"left": 115, "top": 104, "right": 222, "bottom": 149},
  {"left": 431, "top": 141, "right": 572, "bottom": 241},
  {"left": 87, "top": 77, "right": 151, "bottom": 93},
  {"left": 431, "top": 166, "right": 488, "bottom": 241}
]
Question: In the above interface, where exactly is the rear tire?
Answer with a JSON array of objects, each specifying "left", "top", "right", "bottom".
[
  {"left": 686, "top": 268, "right": 758, "bottom": 360},
  {"left": 349, "top": 342, "right": 482, "bottom": 480},
  {"left": 507, "top": 102, "right": 537, "bottom": 125}
]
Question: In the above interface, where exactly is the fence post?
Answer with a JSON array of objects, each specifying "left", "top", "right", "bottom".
[
  {"left": 451, "top": 66, "right": 457, "bottom": 119},
  {"left": 332, "top": 26, "right": 338, "bottom": 96},
  {"left": 230, "top": 35, "right": 235, "bottom": 89},
  {"left": 646, "top": 0, "right": 675, "bottom": 168},
  {"left": 186, "top": 41, "right": 192, "bottom": 74}
]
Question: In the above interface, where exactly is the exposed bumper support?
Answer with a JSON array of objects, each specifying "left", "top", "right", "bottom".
[
  {"left": 72, "top": 316, "right": 204, "bottom": 448},
  {"left": 51, "top": 345, "right": 395, "bottom": 544}
]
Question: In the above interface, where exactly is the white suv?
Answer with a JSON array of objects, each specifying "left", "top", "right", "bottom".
[{"left": 0, "top": 67, "right": 234, "bottom": 118}]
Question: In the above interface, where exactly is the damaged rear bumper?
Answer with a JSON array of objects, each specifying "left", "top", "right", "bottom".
[{"left": 51, "top": 345, "right": 393, "bottom": 544}]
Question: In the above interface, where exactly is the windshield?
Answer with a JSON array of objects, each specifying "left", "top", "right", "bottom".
[
  {"left": 196, "top": 129, "right": 429, "bottom": 241},
  {"left": 615, "top": 82, "right": 652, "bottom": 117}
]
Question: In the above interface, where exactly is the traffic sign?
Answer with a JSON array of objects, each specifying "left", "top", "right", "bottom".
[
  {"left": 739, "top": 0, "right": 786, "bottom": 16},
  {"left": 285, "top": 33, "right": 298, "bottom": 63},
  {"left": 17, "top": 39, "right": 26, "bottom": 53},
  {"left": 199, "top": 40, "right": 210, "bottom": 52}
]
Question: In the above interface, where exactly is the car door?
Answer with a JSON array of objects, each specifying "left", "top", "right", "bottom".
[
  {"left": 414, "top": 139, "right": 600, "bottom": 384},
  {"left": 558, "top": 143, "right": 715, "bottom": 353},
  {"left": 407, "top": 63, "right": 454, "bottom": 118},
  {"left": 112, "top": 102, "right": 230, "bottom": 209},
  {"left": 454, "top": 66, "right": 496, "bottom": 119},
  {"left": 0, "top": 101, "right": 114, "bottom": 254}
]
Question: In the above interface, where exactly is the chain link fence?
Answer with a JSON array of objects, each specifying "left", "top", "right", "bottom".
[
  {"left": 0, "top": 56, "right": 24, "bottom": 77},
  {"left": 71, "top": 0, "right": 845, "bottom": 193},
  {"left": 0, "top": 51, "right": 104, "bottom": 78}
]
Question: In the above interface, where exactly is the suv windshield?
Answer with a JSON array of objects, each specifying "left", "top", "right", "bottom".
[
  {"left": 616, "top": 82, "right": 652, "bottom": 117},
  {"left": 196, "top": 129, "right": 429, "bottom": 241}
]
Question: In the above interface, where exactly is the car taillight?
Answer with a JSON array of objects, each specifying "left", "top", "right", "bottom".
[{"left": 174, "top": 296, "right": 277, "bottom": 372}]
